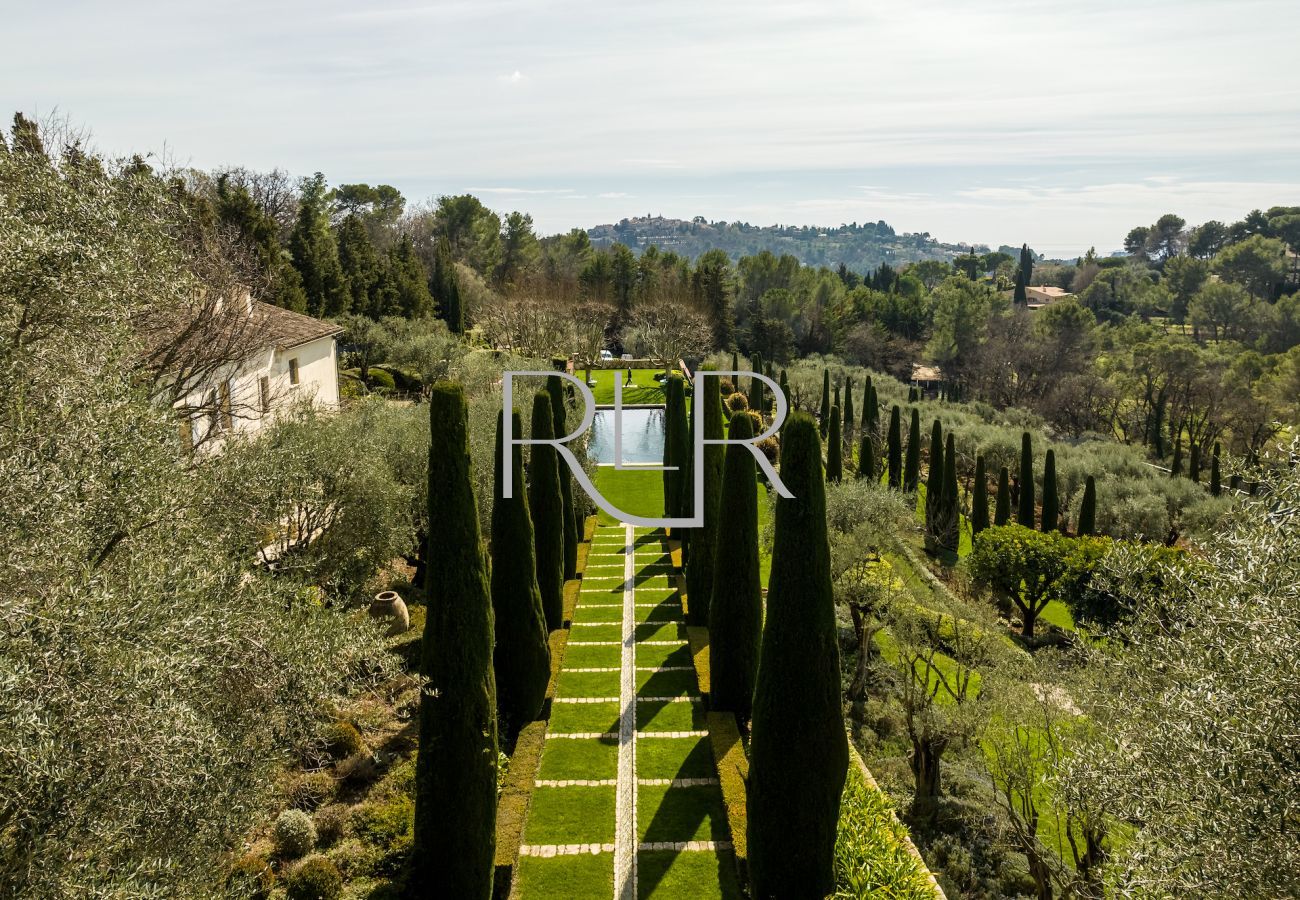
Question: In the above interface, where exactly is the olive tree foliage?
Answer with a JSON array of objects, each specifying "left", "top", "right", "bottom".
[
  {"left": 0, "top": 135, "right": 394, "bottom": 895},
  {"left": 823, "top": 479, "right": 912, "bottom": 700},
  {"left": 1073, "top": 444, "right": 1300, "bottom": 897}
]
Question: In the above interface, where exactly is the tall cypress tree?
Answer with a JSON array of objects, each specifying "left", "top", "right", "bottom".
[
  {"left": 971, "top": 454, "right": 989, "bottom": 536},
  {"left": 903, "top": 408, "right": 922, "bottom": 492},
  {"left": 995, "top": 466, "right": 1011, "bottom": 526},
  {"left": 1076, "top": 475, "right": 1097, "bottom": 536},
  {"left": 925, "top": 419, "right": 944, "bottom": 533},
  {"left": 663, "top": 374, "right": 687, "bottom": 519},
  {"left": 288, "top": 173, "right": 347, "bottom": 318},
  {"left": 413, "top": 382, "right": 496, "bottom": 898},
  {"left": 1041, "top": 448, "right": 1059, "bottom": 533},
  {"left": 1188, "top": 443, "right": 1201, "bottom": 484},
  {"left": 547, "top": 375, "right": 578, "bottom": 580},
  {"left": 686, "top": 371, "right": 725, "bottom": 626},
  {"left": 528, "top": 391, "right": 565, "bottom": 630},
  {"left": 886, "top": 405, "right": 902, "bottom": 489},
  {"left": 826, "top": 406, "right": 843, "bottom": 483},
  {"left": 843, "top": 378, "right": 855, "bottom": 440},
  {"left": 941, "top": 433, "right": 959, "bottom": 552},
  {"left": 819, "top": 369, "right": 831, "bottom": 438},
  {"left": 749, "top": 413, "right": 847, "bottom": 898},
  {"left": 1017, "top": 432, "right": 1036, "bottom": 528},
  {"left": 857, "top": 430, "right": 876, "bottom": 481},
  {"left": 864, "top": 380, "right": 878, "bottom": 434},
  {"left": 1210, "top": 451, "right": 1222, "bottom": 496},
  {"left": 709, "top": 411, "right": 762, "bottom": 724},
  {"left": 491, "top": 410, "right": 550, "bottom": 742},
  {"left": 750, "top": 351, "right": 765, "bottom": 414}
]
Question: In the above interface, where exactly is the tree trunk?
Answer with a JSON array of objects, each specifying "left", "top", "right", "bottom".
[{"left": 909, "top": 737, "right": 946, "bottom": 813}]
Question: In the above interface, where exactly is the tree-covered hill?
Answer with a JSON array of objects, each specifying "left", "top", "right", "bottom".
[{"left": 587, "top": 215, "right": 981, "bottom": 270}]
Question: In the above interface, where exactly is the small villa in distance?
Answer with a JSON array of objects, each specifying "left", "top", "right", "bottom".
[
  {"left": 167, "top": 294, "right": 342, "bottom": 451},
  {"left": 1025, "top": 285, "right": 1072, "bottom": 309}
]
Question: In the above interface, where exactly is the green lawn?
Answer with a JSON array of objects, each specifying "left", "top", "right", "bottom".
[{"left": 584, "top": 367, "right": 672, "bottom": 405}]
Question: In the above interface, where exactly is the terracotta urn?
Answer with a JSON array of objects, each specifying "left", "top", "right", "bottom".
[{"left": 369, "top": 590, "right": 410, "bottom": 636}]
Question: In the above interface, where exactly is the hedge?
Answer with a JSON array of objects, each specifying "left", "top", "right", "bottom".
[
  {"left": 707, "top": 710, "right": 751, "bottom": 885},
  {"left": 492, "top": 719, "right": 549, "bottom": 900}
]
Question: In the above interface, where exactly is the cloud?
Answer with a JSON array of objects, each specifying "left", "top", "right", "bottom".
[
  {"left": 466, "top": 186, "right": 572, "bottom": 195},
  {"left": 497, "top": 70, "right": 525, "bottom": 86},
  {"left": 598, "top": 191, "right": 633, "bottom": 199}
]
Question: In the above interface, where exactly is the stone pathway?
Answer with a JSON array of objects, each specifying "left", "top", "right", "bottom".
[{"left": 515, "top": 525, "right": 740, "bottom": 899}]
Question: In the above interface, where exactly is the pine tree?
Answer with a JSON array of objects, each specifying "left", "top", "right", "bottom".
[
  {"left": 995, "top": 466, "right": 1011, "bottom": 526},
  {"left": 819, "top": 368, "right": 831, "bottom": 438},
  {"left": 971, "top": 454, "right": 989, "bottom": 536},
  {"left": 289, "top": 173, "right": 348, "bottom": 317},
  {"left": 1210, "top": 451, "right": 1222, "bottom": 496},
  {"left": 1188, "top": 443, "right": 1201, "bottom": 484},
  {"left": 413, "top": 381, "right": 497, "bottom": 898},
  {"left": 826, "top": 406, "right": 843, "bottom": 483},
  {"left": 663, "top": 374, "right": 687, "bottom": 519},
  {"left": 491, "top": 410, "right": 550, "bottom": 742},
  {"left": 857, "top": 430, "right": 876, "bottom": 481},
  {"left": 686, "top": 371, "right": 725, "bottom": 626},
  {"left": 749, "top": 412, "right": 847, "bottom": 898},
  {"left": 843, "top": 378, "right": 855, "bottom": 440},
  {"left": 925, "top": 420, "right": 944, "bottom": 535},
  {"left": 547, "top": 375, "right": 578, "bottom": 580},
  {"left": 386, "top": 235, "right": 435, "bottom": 318},
  {"left": 528, "top": 391, "right": 565, "bottom": 630},
  {"left": 886, "top": 405, "right": 903, "bottom": 489},
  {"left": 215, "top": 174, "right": 308, "bottom": 313},
  {"left": 1076, "top": 476, "right": 1097, "bottom": 536},
  {"left": 1017, "top": 432, "right": 1036, "bottom": 528},
  {"left": 903, "top": 408, "right": 922, "bottom": 492},
  {"left": 1041, "top": 448, "right": 1059, "bottom": 533},
  {"left": 709, "top": 411, "right": 762, "bottom": 724}
]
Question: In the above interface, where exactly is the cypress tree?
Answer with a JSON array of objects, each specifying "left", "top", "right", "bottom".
[
  {"left": 686, "top": 371, "right": 725, "bottom": 626},
  {"left": 1077, "top": 475, "right": 1097, "bottom": 536},
  {"left": 925, "top": 419, "right": 944, "bottom": 532},
  {"left": 826, "top": 406, "right": 843, "bottom": 483},
  {"left": 547, "top": 375, "right": 578, "bottom": 580},
  {"left": 709, "top": 411, "right": 762, "bottom": 723},
  {"left": 971, "top": 454, "right": 989, "bottom": 536},
  {"left": 886, "top": 405, "right": 902, "bottom": 489},
  {"left": 1188, "top": 443, "right": 1201, "bottom": 484},
  {"left": 528, "top": 392, "right": 565, "bottom": 631},
  {"left": 432, "top": 234, "right": 464, "bottom": 333},
  {"left": 941, "top": 433, "right": 959, "bottom": 552},
  {"left": 843, "top": 378, "right": 855, "bottom": 440},
  {"left": 833, "top": 383, "right": 841, "bottom": 419},
  {"left": 732, "top": 350, "right": 739, "bottom": 376},
  {"left": 995, "top": 466, "right": 1011, "bottom": 526},
  {"left": 903, "top": 408, "right": 922, "bottom": 492},
  {"left": 663, "top": 374, "right": 687, "bottom": 518},
  {"left": 288, "top": 173, "right": 348, "bottom": 318},
  {"left": 491, "top": 410, "right": 550, "bottom": 742},
  {"left": 1041, "top": 448, "right": 1059, "bottom": 533},
  {"left": 749, "top": 413, "right": 847, "bottom": 898},
  {"left": 1017, "top": 432, "right": 1036, "bottom": 528},
  {"left": 864, "top": 380, "right": 878, "bottom": 434},
  {"left": 819, "top": 369, "right": 831, "bottom": 438},
  {"left": 750, "top": 351, "right": 765, "bottom": 414},
  {"left": 1210, "top": 452, "right": 1222, "bottom": 496},
  {"left": 413, "top": 382, "right": 496, "bottom": 897},
  {"left": 857, "top": 430, "right": 876, "bottom": 481},
  {"left": 1171, "top": 439, "right": 1183, "bottom": 478}
]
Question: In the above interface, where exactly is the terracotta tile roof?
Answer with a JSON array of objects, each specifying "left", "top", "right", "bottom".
[{"left": 251, "top": 301, "right": 342, "bottom": 350}]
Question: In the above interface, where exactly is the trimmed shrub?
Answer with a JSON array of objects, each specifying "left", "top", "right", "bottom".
[
  {"left": 903, "top": 408, "right": 921, "bottom": 493},
  {"left": 321, "top": 722, "right": 365, "bottom": 761},
  {"left": 273, "top": 809, "right": 317, "bottom": 859},
  {"left": 710, "top": 411, "right": 763, "bottom": 723},
  {"left": 546, "top": 375, "right": 578, "bottom": 581},
  {"left": 528, "top": 391, "right": 565, "bottom": 630},
  {"left": 726, "top": 391, "right": 750, "bottom": 412},
  {"left": 364, "top": 368, "right": 396, "bottom": 393},
  {"left": 749, "top": 412, "right": 848, "bottom": 898},
  {"left": 413, "top": 380, "right": 498, "bottom": 897},
  {"left": 1041, "top": 448, "right": 1060, "bottom": 532},
  {"left": 827, "top": 406, "right": 843, "bottom": 483},
  {"left": 284, "top": 855, "right": 342, "bottom": 900},
  {"left": 491, "top": 410, "right": 551, "bottom": 741},
  {"left": 312, "top": 804, "right": 347, "bottom": 848},
  {"left": 228, "top": 854, "right": 274, "bottom": 900},
  {"left": 995, "top": 466, "right": 1011, "bottom": 526},
  {"left": 686, "top": 369, "right": 725, "bottom": 626},
  {"left": 1076, "top": 475, "right": 1097, "bottom": 536},
  {"left": 887, "top": 405, "right": 902, "bottom": 489},
  {"left": 288, "top": 771, "right": 336, "bottom": 812},
  {"left": 1017, "top": 432, "right": 1036, "bottom": 528}
]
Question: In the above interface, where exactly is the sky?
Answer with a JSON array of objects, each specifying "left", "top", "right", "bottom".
[{"left": 4, "top": 0, "right": 1300, "bottom": 256}]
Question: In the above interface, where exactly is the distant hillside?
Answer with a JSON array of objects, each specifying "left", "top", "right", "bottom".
[{"left": 587, "top": 215, "right": 984, "bottom": 271}]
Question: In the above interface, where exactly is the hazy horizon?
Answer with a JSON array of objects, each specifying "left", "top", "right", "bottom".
[{"left": 6, "top": 0, "right": 1299, "bottom": 257}]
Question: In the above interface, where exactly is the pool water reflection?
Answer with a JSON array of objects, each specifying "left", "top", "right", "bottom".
[{"left": 588, "top": 407, "right": 665, "bottom": 464}]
